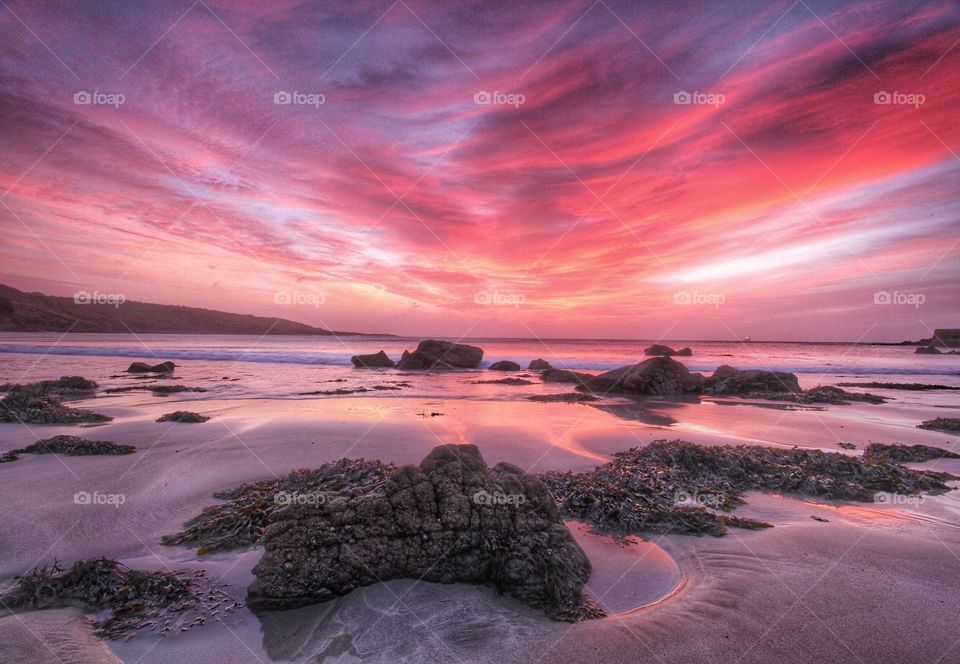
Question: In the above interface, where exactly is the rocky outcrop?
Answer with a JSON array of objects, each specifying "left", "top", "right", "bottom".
[
  {"left": 578, "top": 357, "right": 704, "bottom": 395},
  {"left": 540, "top": 368, "right": 594, "bottom": 385},
  {"left": 528, "top": 359, "right": 552, "bottom": 371},
  {"left": 247, "top": 444, "right": 603, "bottom": 622},
  {"left": 702, "top": 365, "right": 801, "bottom": 395},
  {"left": 350, "top": 350, "right": 395, "bottom": 368},
  {"left": 915, "top": 346, "right": 941, "bottom": 354},
  {"left": 644, "top": 344, "right": 692, "bottom": 357},
  {"left": 395, "top": 340, "right": 483, "bottom": 369},
  {"left": 488, "top": 360, "right": 521, "bottom": 371},
  {"left": 127, "top": 361, "right": 176, "bottom": 373}
]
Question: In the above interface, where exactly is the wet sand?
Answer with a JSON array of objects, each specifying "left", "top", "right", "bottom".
[{"left": 1, "top": 376, "right": 959, "bottom": 663}]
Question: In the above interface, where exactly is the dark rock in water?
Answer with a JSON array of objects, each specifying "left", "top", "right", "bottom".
[
  {"left": 395, "top": 340, "right": 483, "bottom": 369},
  {"left": 247, "top": 444, "right": 603, "bottom": 622},
  {"left": 540, "top": 368, "right": 594, "bottom": 385},
  {"left": 915, "top": 346, "right": 942, "bottom": 354},
  {"left": 528, "top": 393, "right": 599, "bottom": 403},
  {"left": 644, "top": 344, "right": 692, "bottom": 357},
  {"left": 578, "top": 357, "right": 704, "bottom": 395},
  {"left": 918, "top": 418, "right": 960, "bottom": 433},
  {"left": 0, "top": 383, "right": 112, "bottom": 424},
  {"left": 0, "top": 558, "right": 237, "bottom": 640},
  {"left": 471, "top": 377, "right": 535, "bottom": 385},
  {"left": 703, "top": 365, "right": 800, "bottom": 395},
  {"left": 350, "top": 350, "right": 395, "bottom": 368},
  {"left": 541, "top": 439, "right": 955, "bottom": 538},
  {"left": 864, "top": 443, "right": 960, "bottom": 463},
  {"left": 156, "top": 410, "right": 209, "bottom": 423},
  {"left": 0, "top": 435, "right": 134, "bottom": 462},
  {"left": 127, "top": 361, "right": 176, "bottom": 373},
  {"left": 528, "top": 358, "right": 552, "bottom": 371},
  {"left": 488, "top": 360, "right": 522, "bottom": 371}
]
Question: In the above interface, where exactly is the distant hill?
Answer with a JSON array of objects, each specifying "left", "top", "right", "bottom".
[{"left": 0, "top": 284, "right": 379, "bottom": 336}]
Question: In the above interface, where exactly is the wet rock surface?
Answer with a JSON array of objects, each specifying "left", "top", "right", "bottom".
[
  {"left": 489, "top": 360, "right": 522, "bottom": 371},
  {"left": 350, "top": 350, "right": 395, "bottom": 368},
  {"left": 126, "top": 361, "right": 176, "bottom": 373},
  {"left": 644, "top": 344, "right": 692, "bottom": 357},
  {"left": 395, "top": 340, "right": 483, "bottom": 369},
  {"left": 247, "top": 444, "right": 603, "bottom": 621},
  {"left": 527, "top": 359, "right": 552, "bottom": 371},
  {"left": 539, "top": 368, "right": 594, "bottom": 385},
  {"left": 703, "top": 365, "right": 801, "bottom": 395},
  {"left": 578, "top": 357, "right": 704, "bottom": 395}
]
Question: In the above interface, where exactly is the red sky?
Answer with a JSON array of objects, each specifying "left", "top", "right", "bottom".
[{"left": 1, "top": 0, "right": 958, "bottom": 341}]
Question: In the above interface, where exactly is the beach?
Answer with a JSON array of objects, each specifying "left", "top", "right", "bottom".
[{"left": 1, "top": 334, "right": 959, "bottom": 663}]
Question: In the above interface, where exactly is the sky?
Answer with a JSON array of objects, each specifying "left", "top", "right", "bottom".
[{"left": 0, "top": 0, "right": 958, "bottom": 341}]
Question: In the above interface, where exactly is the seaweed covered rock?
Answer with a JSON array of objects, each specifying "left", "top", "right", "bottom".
[
  {"left": 162, "top": 458, "right": 394, "bottom": 554},
  {"left": 578, "top": 357, "right": 704, "bottom": 395},
  {"left": 794, "top": 386, "right": 886, "bottom": 404},
  {"left": 703, "top": 365, "right": 801, "bottom": 395},
  {"left": 864, "top": 443, "right": 960, "bottom": 463},
  {"left": 127, "top": 361, "right": 176, "bottom": 373},
  {"left": 0, "top": 384, "right": 111, "bottom": 424},
  {"left": 0, "top": 558, "right": 238, "bottom": 640},
  {"left": 156, "top": 410, "right": 209, "bottom": 423},
  {"left": 247, "top": 444, "right": 602, "bottom": 621},
  {"left": 918, "top": 418, "right": 960, "bottom": 433},
  {"left": 395, "top": 340, "right": 483, "bottom": 369},
  {"left": 541, "top": 440, "right": 955, "bottom": 538},
  {"left": 489, "top": 360, "right": 522, "bottom": 371},
  {"left": 1, "top": 435, "right": 134, "bottom": 463},
  {"left": 350, "top": 350, "right": 395, "bottom": 368},
  {"left": 0, "top": 376, "right": 97, "bottom": 396}
]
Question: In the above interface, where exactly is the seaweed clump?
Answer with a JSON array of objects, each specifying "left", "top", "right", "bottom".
[
  {"left": 0, "top": 379, "right": 111, "bottom": 424},
  {"left": 156, "top": 410, "right": 210, "bottom": 423},
  {"left": 918, "top": 418, "right": 960, "bottom": 433},
  {"left": 162, "top": 458, "right": 394, "bottom": 554},
  {"left": 864, "top": 443, "right": 960, "bottom": 463},
  {"left": 1, "top": 435, "right": 134, "bottom": 463},
  {"left": 539, "top": 440, "right": 954, "bottom": 538},
  {"left": 0, "top": 558, "right": 239, "bottom": 640}
]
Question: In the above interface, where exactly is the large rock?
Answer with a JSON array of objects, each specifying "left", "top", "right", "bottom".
[
  {"left": 127, "top": 361, "right": 176, "bottom": 373},
  {"left": 489, "top": 360, "right": 521, "bottom": 371},
  {"left": 578, "top": 357, "right": 704, "bottom": 395},
  {"left": 644, "top": 344, "right": 692, "bottom": 357},
  {"left": 395, "top": 340, "right": 483, "bottom": 369},
  {"left": 528, "top": 358, "right": 552, "bottom": 371},
  {"left": 247, "top": 444, "right": 602, "bottom": 621},
  {"left": 703, "top": 365, "right": 801, "bottom": 395},
  {"left": 350, "top": 350, "right": 395, "bottom": 368},
  {"left": 540, "top": 368, "right": 594, "bottom": 385}
]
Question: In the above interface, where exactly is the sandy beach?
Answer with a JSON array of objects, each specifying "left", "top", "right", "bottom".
[{"left": 1, "top": 341, "right": 958, "bottom": 664}]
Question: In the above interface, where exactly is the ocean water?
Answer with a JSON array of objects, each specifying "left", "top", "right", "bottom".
[{"left": 1, "top": 333, "right": 958, "bottom": 401}]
